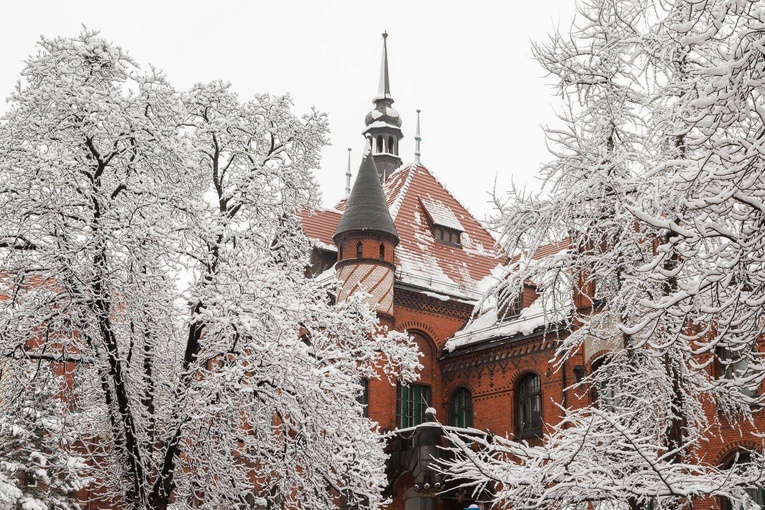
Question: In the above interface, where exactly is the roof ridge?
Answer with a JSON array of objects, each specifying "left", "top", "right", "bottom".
[{"left": 386, "top": 165, "right": 416, "bottom": 220}]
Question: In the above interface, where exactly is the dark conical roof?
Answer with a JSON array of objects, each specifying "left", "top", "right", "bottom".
[{"left": 334, "top": 141, "right": 398, "bottom": 240}]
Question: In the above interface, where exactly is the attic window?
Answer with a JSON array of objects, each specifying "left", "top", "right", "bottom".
[
  {"left": 433, "top": 226, "right": 461, "bottom": 246},
  {"left": 420, "top": 197, "right": 464, "bottom": 247},
  {"left": 498, "top": 286, "right": 524, "bottom": 320}
]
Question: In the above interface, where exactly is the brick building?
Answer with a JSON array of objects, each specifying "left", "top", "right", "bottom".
[{"left": 299, "top": 34, "right": 765, "bottom": 510}]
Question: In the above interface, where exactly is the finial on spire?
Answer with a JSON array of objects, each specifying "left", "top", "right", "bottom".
[
  {"left": 364, "top": 33, "right": 403, "bottom": 180},
  {"left": 415, "top": 109, "right": 422, "bottom": 165},
  {"left": 376, "top": 30, "right": 392, "bottom": 102},
  {"left": 345, "top": 148, "right": 352, "bottom": 198}
]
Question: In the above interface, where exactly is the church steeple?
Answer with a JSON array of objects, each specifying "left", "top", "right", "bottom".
[{"left": 363, "top": 31, "right": 403, "bottom": 181}]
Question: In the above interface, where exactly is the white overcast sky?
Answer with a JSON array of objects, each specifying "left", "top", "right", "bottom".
[{"left": 0, "top": 1, "right": 577, "bottom": 221}]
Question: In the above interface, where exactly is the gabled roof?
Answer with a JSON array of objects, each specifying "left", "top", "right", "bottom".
[{"left": 301, "top": 164, "right": 505, "bottom": 300}]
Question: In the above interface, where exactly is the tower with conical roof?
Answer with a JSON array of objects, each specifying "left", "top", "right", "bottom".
[
  {"left": 363, "top": 31, "right": 403, "bottom": 181},
  {"left": 333, "top": 140, "right": 399, "bottom": 326}
]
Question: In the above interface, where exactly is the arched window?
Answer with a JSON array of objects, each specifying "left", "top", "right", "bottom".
[
  {"left": 388, "top": 136, "right": 395, "bottom": 155},
  {"left": 450, "top": 388, "right": 473, "bottom": 428},
  {"left": 339, "top": 245, "right": 343, "bottom": 260},
  {"left": 723, "top": 452, "right": 765, "bottom": 509},
  {"left": 376, "top": 135, "right": 383, "bottom": 154},
  {"left": 379, "top": 243, "right": 385, "bottom": 260},
  {"left": 516, "top": 373, "right": 542, "bottom": 436},
  {"left": 591, "top": 357, "right": 620, "bottom": 411},
  {"left": 356, "top": 241, "right": 363, "bottom": 259},
  {"left": 357, "top": 378, "right": 369, "bottom": 418}
]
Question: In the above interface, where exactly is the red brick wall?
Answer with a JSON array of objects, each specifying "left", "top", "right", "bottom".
[{"left": 336, "top": 233, "right": 396, "bottom": 265}]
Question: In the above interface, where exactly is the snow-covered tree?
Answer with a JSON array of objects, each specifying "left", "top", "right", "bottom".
[
  {"left": 0, "top": 362, "right": 85, "bottom": 509},
  {"left": 0, "top": 31, "right": 420, "bottom": 510},
  {"left": 442, "top": 1, "right": 765, "bottom": 509}
]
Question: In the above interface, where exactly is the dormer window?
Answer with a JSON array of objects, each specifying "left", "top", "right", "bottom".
[
  {"left": 432, "top": 226, "right": 461, "bottom": 246},
  {"left": 498, "top": 285, "right": 524, "bottom": 320},
  {"left": 420, "top": 197, "right": 464, "bottom": 248}
]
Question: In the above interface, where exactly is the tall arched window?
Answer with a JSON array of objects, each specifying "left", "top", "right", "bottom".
[
  {"left": 357, "top": 378, "right": 369, "bottom": 418},
  {"left": 379, "top": 243, "right": 385, "bottom": 260},
  {"left": 356, "top": 241, "right": 363, "bottom": 259},
  {"left": 339, "top": 245, "right": 343, "bottom": 260},
  {"left": 376, "top": 135, "right": 383, "bottom": 154},
  {"left": 450, "top": 388, "right": 473, "bottom": 428},
  {"left": 591, "top": 357, "right": 621, "bottom": 411},
  {"left": 516, "top": 373, "right": 542, "bottom": 436},
  {"left": 388, "top": 136, "right": 395, "bottom": 155}
]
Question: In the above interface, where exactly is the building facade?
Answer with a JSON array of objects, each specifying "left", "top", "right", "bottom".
[{"left": 299, "top": 35, "right": 765, "bottom": 510}]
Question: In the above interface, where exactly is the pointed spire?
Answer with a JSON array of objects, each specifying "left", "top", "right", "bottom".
[
  {"left": 334, "top": 138, "right": 398, "bottom": 241},
  {"left": 364, "top": 32, "right": 403, "bottom": 181},
  {"left": 375, "top": 31, "right": 392, "bottom": 103},
  {"left": 415, "top": 109, "right": 422, "bottom": 165},
  {"left": 345, "top": 148, "right": 352, "bottom": 197}
]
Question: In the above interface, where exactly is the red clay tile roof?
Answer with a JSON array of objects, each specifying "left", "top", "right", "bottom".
[
  {"left": 300, "top": 207, "right": 342, "bottom": 251},
  {"left": 509, "top": 237, "right": 571, "bottom": 265},
  {"left": 300, "top": 164, "right": 505, "bottom": 300}
]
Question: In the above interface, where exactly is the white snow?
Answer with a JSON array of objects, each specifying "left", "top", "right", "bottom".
[
  {"left": 386, "top": 166, "right": 415, "bottom": 220},
  {"left": 396, "top": 252, "right": 483, "bottom": 300},
  {"left": 312, "top": 240, "right": 337, "bottom": 253},
  {"left": 422, "top": 291, "right": 450, "bottom": 301},
  {"left": 445, "top": 269, "right": 572, "bottom": 351},
  {"left": 420, "top": 197, "right": 465, "bottom": 232},
  {"left": 314, "top": 265, "right": 336, "bottom": 286}
]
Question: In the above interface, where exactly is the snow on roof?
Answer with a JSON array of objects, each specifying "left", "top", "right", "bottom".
[
  {"left": 365, "top": 119, "right": 401, "bottom": 130},
  {"left": 314, "top": 265, "right": 336, "bottom": 287},
  {"left": 312, "top": 240, "right": 337, "bottom": 253},
  {"left": 388, "top": 167, "right": 414, "bottom": 220},
  {"left": 299, "top": 207, "right": 342, "bottom": 247},
  {"left": 299, "top": 165, "right": 505, "bottom": 301},
  {"left": 420, "top": 197, "right": 464, "bottom": 232},
  {"left": 444, "top": 243, "right": 572, "bottom": 351},
  {"left": 445, "top": 298, "right": 561, "bottom": 351}
]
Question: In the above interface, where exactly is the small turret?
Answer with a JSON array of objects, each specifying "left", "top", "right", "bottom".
[
  {"left": 333, "top": 140, "right": 398, "bottom": 324},
  {"left": 362, "top": 31, "right": 404, "bottom": 181}
]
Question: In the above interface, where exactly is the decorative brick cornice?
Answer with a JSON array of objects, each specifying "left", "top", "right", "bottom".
[
  {"left": 393, "top": 288, "right": 473, "bottom": 320},
  {"left": 441, "top": 337, "right": 558, "bottom": 386}
]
